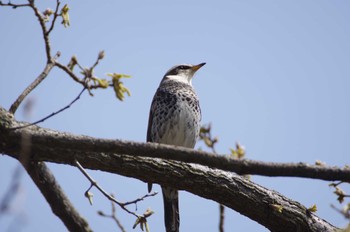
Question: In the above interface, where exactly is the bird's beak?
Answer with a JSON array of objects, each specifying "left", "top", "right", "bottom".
[{"left": 191, "top": 62, "right": 206, "bottom": 72}]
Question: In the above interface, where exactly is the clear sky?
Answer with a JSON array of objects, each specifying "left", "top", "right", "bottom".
[{"left": 1, "top": 1, "right": 350, "bottom": 231}]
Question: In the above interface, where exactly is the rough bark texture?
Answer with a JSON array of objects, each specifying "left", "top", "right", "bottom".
[
  {"left": 24, "top": 161, "right": 92, "bottom": 232},
  {"left": 0, "top": 106, "right": 337, "bottom": 232},
  {"left": 1, "top": 107, "right": 92, "bottom": 232}
]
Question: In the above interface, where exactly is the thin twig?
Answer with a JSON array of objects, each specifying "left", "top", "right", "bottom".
[
  {"left": 329, "top": 181, "right": 346, "bottom": 187},
  {"left": 91, "top": 54, "right": 102, "bottom": 69},
  {"left": 55, "top": 61, "right": 85, "bottom": 83},
  {"left": 98, "top": 198, "right": 127, "bottom": 232},
  {"left": 28, "top": 0, "right": 52, "bottom": 61},
  {"left": 10, "top": 87, "right": 86, "bottom": 130},
  {"left": 4, "top": 0, "right": 61, "bottom": 114},
  {"left": 330, "top": 204, "right": 350, "bottom": 220},
  {"left": 91, "top": 59, "right": 100, "bottom": 70},
  {"left": 110, "top": 202, "right": 127, "bottom": 232},
  {"left": 0, "top": 1, "right": 30, "bottom": 8},
  {"left": 46, "top": 0, "right": 61, "bottom": 35},
  {"left": 75, "top": 160, "right": 157, "bottom": 218},
  {"left": 55, "top": 61, "right": 110, "bottom": 91},
  {"left": 9, "top": 52, "right": 61, "bottom": 114}
]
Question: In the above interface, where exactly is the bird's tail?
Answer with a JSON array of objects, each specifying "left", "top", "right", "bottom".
[{"left": 162, "top": 187, "right": 179, "bottom": 232}]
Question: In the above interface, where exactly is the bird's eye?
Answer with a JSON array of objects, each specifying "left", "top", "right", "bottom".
[{"left": 178, "top": 65, "right": 188, "bottom": 70}]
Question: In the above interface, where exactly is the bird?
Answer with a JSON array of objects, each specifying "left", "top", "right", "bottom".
[{"left": 147, "top": 63, "right": 205, "bottom": 232}]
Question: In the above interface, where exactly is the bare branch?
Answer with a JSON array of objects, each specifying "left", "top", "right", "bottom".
[
  {"left": 331, "top": 204, "right": 350, "bottom": 220},
  {"left": 4, "top": 0, "right": 62, "bottom": 115},
  {"left": 98, "top": 201, "right": 127, "bottom": 232},
  {"left": 46, "top": 0, "right": 61, "bottom": 35},
  {"left": 75, "top": 160, "right": 157, "bottom": 219},
  {"left": 55, "top": 61, "right": 85, "bottom": 84},
  {"left": 122, "top": 192, "right": 158, "bottom": 207},
  {"left": 55, "top": 61, "right": 109, "bottom": 93},
  {"left": 0, "top": 1, "right": 30, "bottom": 8},
  {"left": 9, "top": 52, "right": 60, "bottom": 114},
  {"left": 10, "top": 87, "right": 86, "bottom": 130},
  {"left": 7, "top": 94, "right": 91, "bottom": 232},
  {"left": 27, "top": 0, "right": 52, "bottom": 61},
  {"left": 91, "top": 50, "right": 104, "bottom": 69},
  {"left": 23, "top": 161, "right": 92, "bottom": 232}
]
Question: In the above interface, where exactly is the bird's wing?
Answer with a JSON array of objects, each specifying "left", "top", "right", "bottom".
[
  {"left": 147, "top": 85, "right": 161, "bottom": 143},
  {"left": 146, "top": 89, "right": 160, "bottom": 192},
  {"left": 146, "top": 100, "right": 154, "bottom": 142}
]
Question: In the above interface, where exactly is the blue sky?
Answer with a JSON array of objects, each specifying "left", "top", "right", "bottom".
[{"left": 1, "top": 1, "right": 350, "bottom": 231}]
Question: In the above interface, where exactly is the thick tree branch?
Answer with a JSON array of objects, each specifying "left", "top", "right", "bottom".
[
  {"left": 3, "top": 107, "right": 92, "bottom": 231},
  {"left": 2, "top": 108, "right": 349, "bottom": 182},
  {"left": 0, "top": 106, "right": 338, "bottom": 232}
]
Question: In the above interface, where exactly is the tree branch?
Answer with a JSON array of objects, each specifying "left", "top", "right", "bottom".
[
  {"left": 46, "top": 0, "right": 61, "bottom": 35},
  {"left": 9, "top": 52, "right": 60, "bottom": 114},
  {"left": 10, "top": 87, "right": 85, "bottom": 130},
  {"left": 7, "top": 105, "right": 93, "bottom": 232},
  {"left": 55, "top": 61, "right": 89, "bottom": 85},
  {"left": 98, "top": 200, "right": 127, "bottom": 232},
  {"left": 54, "top": 60, "right": 112, "bottom": 92},
  {"left": 75, "top": 160, "right": 157, "bottom": 219},
  {"left": 23, "top": 161, "right": 92, "bottom": 232},
  {"left": 28, "top": 0, "right": 52, "bottom": 61},
  {"left": 0, "top": 106, "right": 339, "bottom": 232},
  {"left": 3, "top": 108, "right": 349, "bottom": 182},
  {"left": 0, "top": 1, "right": 30, "bottom": 8}
]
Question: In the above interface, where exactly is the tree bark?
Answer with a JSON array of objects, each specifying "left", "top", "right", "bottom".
[
  {"left": 0, "top": 106, "right": 337, "bottom": 232},
  {"left": 24, "top": 161, "right": 92, "bottom": 232}
]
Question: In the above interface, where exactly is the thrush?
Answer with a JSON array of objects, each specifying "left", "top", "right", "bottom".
[{"left": 147, "top": 63, "right": 205, "bottom": 232}]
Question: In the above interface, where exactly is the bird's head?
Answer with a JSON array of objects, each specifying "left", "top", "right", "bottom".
[{"left": 162, "top": 63, "right": 206, "bottom": 85}]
